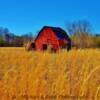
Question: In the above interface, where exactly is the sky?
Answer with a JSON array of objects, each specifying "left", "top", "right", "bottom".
[{"left": 0, "top": 0, "right": 100, "bottom": 35}]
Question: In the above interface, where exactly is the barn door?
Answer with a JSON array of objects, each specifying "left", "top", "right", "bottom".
[{"left": 42, "top": 44, "right": 47, "bottom": 50}]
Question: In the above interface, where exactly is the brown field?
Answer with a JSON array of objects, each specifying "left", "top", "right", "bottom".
[{"left": 0, "top": 47, "right": 100, "bottom": 100}]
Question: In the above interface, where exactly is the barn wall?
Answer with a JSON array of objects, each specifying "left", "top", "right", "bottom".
[
  {"left": 35, "top": 28, "right": 59, "bottom": 50},
  {"left": 58, "top": 39, "right": 70, "bottom": 48},
  {"left": 58, "top": 39, "right": 68, "bottom": 45}
]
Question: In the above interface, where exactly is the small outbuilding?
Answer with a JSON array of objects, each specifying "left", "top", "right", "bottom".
[{"left": 28, "top": 26, "right": 71, "bottom": 51}]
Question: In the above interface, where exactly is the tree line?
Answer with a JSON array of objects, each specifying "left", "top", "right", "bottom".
[
  {"left": 0, "top": 20, "right": 100, "bottom": 48},
  {"left": 0, "top": 27, "right": 33, "bottom": 47}
]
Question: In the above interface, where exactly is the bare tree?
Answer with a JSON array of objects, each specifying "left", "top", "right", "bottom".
[
  {"left": 66, "top": 20, "right": 93, "bottom": 48},
  {"left": 66, "top": 20, "right": 91, "bottom": 36}
]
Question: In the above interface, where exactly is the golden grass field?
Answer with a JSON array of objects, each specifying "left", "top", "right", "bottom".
[{"left": 0, "top": 47, "right": 100, "bottom": 100}]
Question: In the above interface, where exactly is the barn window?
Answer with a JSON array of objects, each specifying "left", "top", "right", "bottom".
[
  {"left": 31, "top": 43, "right": 35, "bottom": 49},
  {"left": 42, "top": 44, "right": 47, "bottom": 50}
]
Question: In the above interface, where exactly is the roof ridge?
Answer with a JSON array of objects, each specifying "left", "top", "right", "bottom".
[{"left": 44, "top": 26, "right": 61, "bottom": 29}]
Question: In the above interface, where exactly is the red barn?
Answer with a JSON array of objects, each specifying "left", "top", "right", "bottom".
[{"left": 29, "top": 26, "right": 71, "bottom": 51}]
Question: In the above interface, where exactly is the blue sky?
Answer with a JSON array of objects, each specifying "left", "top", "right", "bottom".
[{"left": 0, "top": 0, "right": 100, "bottom": 35}]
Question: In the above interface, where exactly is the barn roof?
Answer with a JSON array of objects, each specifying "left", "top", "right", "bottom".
[
  {"left": 48, "top": 26, "right": 69, "bottom": 39},
  {"left": 35, "top": 26, "right": 71, "bottom": 41}
]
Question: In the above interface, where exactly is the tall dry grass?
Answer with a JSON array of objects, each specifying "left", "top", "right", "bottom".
[{"left": 0, "top": 47, "right": 100, "bottom": 100}]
